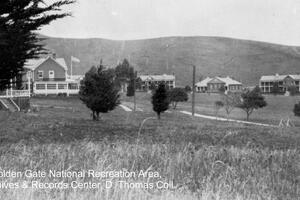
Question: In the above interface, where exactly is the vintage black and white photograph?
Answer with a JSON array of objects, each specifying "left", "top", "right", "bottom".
[{"left": 0, "top": 0, "right": 300, "bottom": 199}]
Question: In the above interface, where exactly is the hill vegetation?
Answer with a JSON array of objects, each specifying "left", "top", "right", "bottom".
[{"left": 42, "top": 35, "right": 300, "bottom": 86}]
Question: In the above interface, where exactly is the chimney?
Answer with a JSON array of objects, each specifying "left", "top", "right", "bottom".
[{"left": 52, "top": 53, "right": 56, "bottom": 59}]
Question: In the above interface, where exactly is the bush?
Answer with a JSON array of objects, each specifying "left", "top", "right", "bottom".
[
  {"left": 185, "top": 85, "right": 192, "bottom": 92},
  {"left": 271, "top": 82, "right": 281, "bottom": 95},
  {"left": 288, "top": 86, "right": 299, "bottom": 96},
  {"left": 218, "top": 85, "right": 226, "bottom": 94},
  {"left": 214, "top": 100, "right": 224, "bottom": 117},
  {"left": 168, "top": 88, "right": 188, "bottom": 109},
  {"left": 237, "top": 86, "right": 267, "bottom": 120},
  {"left": 294, "top": 102, "right": 300, "bottom": 117}
]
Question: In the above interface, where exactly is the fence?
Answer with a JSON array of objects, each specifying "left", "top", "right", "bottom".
[
  {"left": 33, "top": 82, "right": 79, "bottom": 96},
  {"left": 0, "top": 89, "right": 30, "bottom": 98}
]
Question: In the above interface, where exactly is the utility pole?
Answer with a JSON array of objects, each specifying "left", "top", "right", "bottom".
[
  {"left": 133, "top": 71, "right": 137, "bottom": 111},
  {"left": 192, "top": 65, "right": 196, "bottom": 116}
]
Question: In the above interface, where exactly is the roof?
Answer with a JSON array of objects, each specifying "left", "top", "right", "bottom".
[
  {"left": 24, "top": 56, "right": 68, "bottom": 71},
  {"left": 139, "top": 74, "right": 175, "bottom": 81},
  {"left": 260, "top": 74, "right": 300, "bottom": 81},
  {"left": 217, "top": 77, "right": 242, "bottom": 85},
  {"left": 196, "top": 76, "right": 242, "bottom": 87},
  {"left": 195, "top": 77, "right": 212, "bottom": 87}
]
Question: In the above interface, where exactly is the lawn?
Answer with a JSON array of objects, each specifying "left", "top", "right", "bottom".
[
  {"left": 0, "top": 96, "right": 299, "bottom": 200},
  {"left": 124, "top": 92, "right": 300, "bottom": 126}
]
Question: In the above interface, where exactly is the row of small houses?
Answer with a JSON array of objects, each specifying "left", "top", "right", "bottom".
[{"left": 2, "top": 54, "right": 300, "bottom": 98}]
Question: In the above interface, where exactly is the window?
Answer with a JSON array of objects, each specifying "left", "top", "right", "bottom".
[
  {"left": 47, "top": 84, "right": 56, "bottom": 89},
  {"left": 36, "top": 84, "right": 45, "bottom": 90},
  {"left": 37, "top": 71, "right": 43, "bottom": 79},
  {"left": 49, "top": 71, "right": 55, "bottom": 79}
]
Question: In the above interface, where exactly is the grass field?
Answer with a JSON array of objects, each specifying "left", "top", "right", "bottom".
[
  {"left": 125, "top": 92, "right": 300, "bottom": 126},
  {"left": 0, "top": 95, "right": 299, "bottom": 200}
]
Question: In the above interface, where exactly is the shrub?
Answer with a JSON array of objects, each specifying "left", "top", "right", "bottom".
[
  {"left": 288, "top": 85, "right": 299, "bottom": 96},
  {"left": 271, "top": 82, "right": 281, "bottom": 95},
  {"left": 151, "top": 83, "right": 170, "bottom": 119},
  {"left": 294, "top": 102, "right": 300, "bottom": 117},
  {"left": 218, "top": 85, "right": 226, "bottom": 94},
  {"left": 168, "top": 88, "right": 188, "bottom": 109},
  {"left": 221, "top": 92, "right": 241, "bottom": 118},
  {"left": 185, "top": 85, "right": 192, "bottom": 92},
  {"left": 214, "top": 100, "right": 224, "bottom": 117},
  {"left": 237, "top": 86, "right": 267, "bottom": 120}
]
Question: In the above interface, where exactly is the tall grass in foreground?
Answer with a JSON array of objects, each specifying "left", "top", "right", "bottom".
[{"left": 0, "top": 140, "right": 299, "bottom": 200}]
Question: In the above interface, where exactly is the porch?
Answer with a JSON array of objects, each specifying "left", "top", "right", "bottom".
[{"left": 33, "top": 81, "right": 80, "bottom": 96}]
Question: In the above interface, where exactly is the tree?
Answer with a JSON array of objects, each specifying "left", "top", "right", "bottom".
[
  {"left": 185, "top": 85, "right": 192, "bottom": 92},
  {"left": 168, "top": 88, "right": 188, "bottom": 109},
  {"left": 149, "top": 82, "right": 157, "bottom": 91},
  {"left": 0, "top": 0, "right": 75, "bottom": 90},
  {"left": 237, "top": 86, "right": 267, "bottom": 120},
  {"left": 271, "top": 82, "right": 280, "bottom": 95},
  {"left": 151, "top": 83, "right": 170, "bottom": 119},
  {"left": 214, "top": 101, "right": 224, "bottom": 117},
  {"left": 294, "top": 102, "right": 300, "bottom": 117},
  {"left": 288, "top": 85, "right": 299, "bottom": 96},
  {"left": 79, "top": 61, "right": 120, "bottom": 121},
  {"left": 221, "top": 92, "right": 241, "bottom": 119},
  {"left": 126, "top": 67, "right": 136, "bottom": 96},
  {"left": 218, "top": 85, "right": 226, "bottom": 94}
]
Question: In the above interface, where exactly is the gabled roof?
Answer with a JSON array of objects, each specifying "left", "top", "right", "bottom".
[
  {"left": 208, "top": 77, "right": 226, "bottom": 84},
  {"left": 196, "top": 76, "right": 242, "bottom": 87},
  {"left": 24, "top": 56, "right": 68, "bottom": 71},
  {"left": 139, "top": 74, "right": 175, "bottom": 81},
  {"left": 217, "top": 76, "right": 242, "bottom": 85},
  {"left": 260, "top": 74, "right": 300, "bottom": 81},
  {"left": 195, "top": 77, "right": 212, "bottom": 87}
]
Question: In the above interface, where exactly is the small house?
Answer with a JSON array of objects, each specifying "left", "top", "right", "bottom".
[{"left": 196, "top": 76, "right": 242, "bottom": 93}]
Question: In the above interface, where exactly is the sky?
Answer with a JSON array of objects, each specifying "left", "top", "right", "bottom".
[{"left": 40, "top": 0, "right": 300, "bottom": 46}]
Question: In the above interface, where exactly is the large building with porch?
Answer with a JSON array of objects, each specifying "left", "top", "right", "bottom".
[
  {"left": 195, "top": 76, "right": 243, "bottom": 93},
  {"left": 137, "top": 74, "right": 176, "bottom": 91},
  {"left": 259, "top": 74, "right": 300, "bottom": 93},
  {"left": 23, "top": 54, "right": 82, "bottom": 96}
]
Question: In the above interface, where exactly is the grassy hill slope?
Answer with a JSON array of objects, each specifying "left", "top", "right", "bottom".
[{"left": 42, "top": 36, "right": 300, "bottom": 86}]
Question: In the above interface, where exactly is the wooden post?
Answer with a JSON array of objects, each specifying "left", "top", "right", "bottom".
[
  {"left": 10, "top": 79, "right": 12, "bottom": 97},
  {"left": 134, "top": 71, "right": 137, "bottom": 111},
  {"left": 70, "top": 57, "right": 73, "bottom": 80},
  {"left": 192, "top": 65, "right": 196, "bottom": 117},
  {"left": 28, "top": 73, "right": 31, "bottom": 97}
]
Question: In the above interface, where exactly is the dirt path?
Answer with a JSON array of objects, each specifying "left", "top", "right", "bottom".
[
  {"left": 180, "top": 111, "right": 279, "bottom": 128},
  {"left": 119, "top": 105, "right": 132, "bottom": 112}
]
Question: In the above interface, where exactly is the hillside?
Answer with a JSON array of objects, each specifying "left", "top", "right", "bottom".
[{"left": 42, "top": 36, "right": 300, "bottom": 86}]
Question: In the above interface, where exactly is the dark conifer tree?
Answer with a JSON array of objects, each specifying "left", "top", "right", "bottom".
[
  {"left": 126, "top": 67, "right": 135, "bottom": 96},
  {"left": 151, "top": 83, "right": 170, "bottom": 119},
  {"left": 79, "top": 61, "right": 120, "bottom": 121},
  {"left": 0, "top": 0, "right": 75, "bottom": 90}
]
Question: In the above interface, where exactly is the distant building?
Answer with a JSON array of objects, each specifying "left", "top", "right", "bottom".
[
  {"left": 259, "top": 73, "right": 300, "bottom": 93},
  {"left": 195, "top": 76, "right": 243, "bottom": 93},
  {"left": 137, "top": 74, "right": 175, "bottom": 91},
  {"left": 23, "top": 54, "right": 82, "bottom": 96}
]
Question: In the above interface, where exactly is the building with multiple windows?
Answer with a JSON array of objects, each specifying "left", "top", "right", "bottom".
[
  {"left": 137, "top": 74, "right": 175, "bottom": 91},
  {"left": 23, "top": 54, "right": 82, "bottom": 96},
  {"left": 195, "top": 76, "right": 243, "bottom": 93},
  {"left": 259, "top": 74, "right": 300, "bottom": 93}
]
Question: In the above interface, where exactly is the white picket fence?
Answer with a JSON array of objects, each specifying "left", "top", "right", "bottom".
[{"left": 0, "top": 89, "right": 30, "bottom": 98}]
